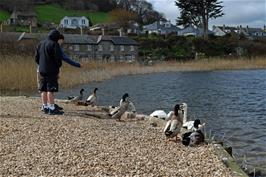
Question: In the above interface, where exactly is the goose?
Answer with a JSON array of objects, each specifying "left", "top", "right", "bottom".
[
  {"left": 86, "top": 88, "right": 98, "bottom": 106},
  {"left": 109, "top": 93, "right": 130, "bottom": 121},
  {"left": 164, "top": 104, "right": 183, "bottom": 141},
  {"left": 67, "top": 89, "right": 85, "bottom": 102}
]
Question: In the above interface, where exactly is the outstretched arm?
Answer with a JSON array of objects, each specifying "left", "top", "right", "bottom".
[{"left": 60, "top": 48, "right": 81, "bottom": 68}]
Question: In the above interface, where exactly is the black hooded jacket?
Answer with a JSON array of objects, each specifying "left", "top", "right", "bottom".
[{"left": 35, "top": 30, "right": 63, "bottom": 76}]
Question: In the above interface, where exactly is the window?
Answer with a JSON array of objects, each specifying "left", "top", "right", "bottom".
[
  {"left": 87, "top": 45, "right": 92, "bottom": 51},
  {"left": 82, "top": 19, "right": 86, "bottom": 25},
  {"left": 110, "top": 45, "right": 114, "bottom": 51},
  {"left": 64, "top": 19, "right": 68, "bottom": 25},
  {"left": 120, "top": 45, "right": 124, "bottom": 51},
  {"left": 120, "top": 56, "right": 124, "bottom": 60},
  {"left": 98, "top": 45, "right": 103, "bottom": 51},
  {"left": 74, "top": 45, "right": 80, "bottom": 51},
  {"left": 165, "top": 23, "right": 171, "bottom": 28},
  {"left": 130, "top": 46, "right": 134, "bottom": 51}
]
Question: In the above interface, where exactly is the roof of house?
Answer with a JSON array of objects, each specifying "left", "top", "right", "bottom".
[
  {"left": 97, "top": 35, "right": 139, "bottom": 45},
  {"left": 62, "top": 16, "right": 88, "bottom": 21},
  {"left": 10, "top": 10, "right": 37, "bottom": 18},
  {"left": 16, "top": 32, "right": 138, "bottom": 45},
  {"left": 64, "top": 34, "right": 95, "bottom": 44},
  {"left": 143, "top": 21, "right": 180, "bottom": 31}
]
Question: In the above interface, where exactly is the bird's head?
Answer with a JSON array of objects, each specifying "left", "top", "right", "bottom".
[
  {"left": 194, "top": 119, "right": 201, "bottom": 129},
  {"left": 122, "top": 93, "right": 129, "bottom": 102},
  {"left": 80, "top": 89, "right": 85, "bottom": 94},
  {"left": 93, "top": 88, "right": 98, "bottom": 93}
]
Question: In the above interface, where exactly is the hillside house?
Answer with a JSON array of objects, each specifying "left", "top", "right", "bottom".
[
  {"left": 8, "top": 10, "right": 37, "bottom": 27},
  {"left": 60, "top": 16, "right": 90, "bottom": 29},
  {"left": 143, "top": 20, "right": 180, "bottom": 35},
  {"left": 212, "top": 25, "right": 266, "bottom": 38}
]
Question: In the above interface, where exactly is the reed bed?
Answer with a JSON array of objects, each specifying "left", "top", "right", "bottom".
[{"left": 0, "top": 55, "right": 266, "bottom": 92}]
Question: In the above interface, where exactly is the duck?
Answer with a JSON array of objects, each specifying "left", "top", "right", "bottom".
[
  {"left": 163, "top": 104, "right": 183, "bottom": 141},
  {"left": 182, "top": 130, "right": 205, "bottom": 146},
  {"left": 179, "top": 103, "right": 205, "bottom": 131},
  {"left": 182, "top": 119, "right": 205, "bottom": 131},
  {"left": 109, "top": 93, "right": 130, "bottom": 121},
  {"left": 86, "top": 88, "right": 98, "bottom": 106},
  {"left": 67, "top": 88, "right": 85, "bottom": 102},
  {"left": 119, "top": 97, "right": 136, "bottom": 113}
]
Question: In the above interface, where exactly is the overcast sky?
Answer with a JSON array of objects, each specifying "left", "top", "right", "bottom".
[{"left": 147, "top": 0, "right": 266, "bottom": 28}]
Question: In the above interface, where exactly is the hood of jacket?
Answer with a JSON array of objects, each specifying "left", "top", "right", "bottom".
[{"left": 48, "top": 29, "right": 61, "bottom": 42}]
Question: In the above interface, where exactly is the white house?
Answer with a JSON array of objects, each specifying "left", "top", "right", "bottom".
[{"left": 60, "top": 16, "right": 90, "bottom": 29}]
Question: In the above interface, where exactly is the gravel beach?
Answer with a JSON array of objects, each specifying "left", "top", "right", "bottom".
[{"left": 0, "top": 96, "right": 234, "bottom": 177}]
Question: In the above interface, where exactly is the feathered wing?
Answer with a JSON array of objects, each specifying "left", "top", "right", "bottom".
[{"left": 86, "top": 94, "right": 96, "bottom": 104}]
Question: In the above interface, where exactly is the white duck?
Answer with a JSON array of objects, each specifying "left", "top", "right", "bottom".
[
  {"left": 86, "top": 88, "right": 98, "bottom": 106},
  {"left": 109, "top": 93, "right": 130, "bottom": 121}
]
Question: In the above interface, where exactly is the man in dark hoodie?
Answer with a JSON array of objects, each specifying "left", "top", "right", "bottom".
[{"left": 35, "top": 29, "right": 64, "bottom": 115}]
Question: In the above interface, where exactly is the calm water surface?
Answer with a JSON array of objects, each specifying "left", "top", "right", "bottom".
[{"left": 32, "top": 69, "right": 266, "bottom": 175}]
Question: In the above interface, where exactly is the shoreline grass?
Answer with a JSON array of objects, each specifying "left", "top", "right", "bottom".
[{"left": 0, "top": 55, "right": 266, "bottom": 93}]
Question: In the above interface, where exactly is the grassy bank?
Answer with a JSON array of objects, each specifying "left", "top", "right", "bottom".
[
  {"left": 0, "top": 55, "right": 266, "bottom": 92},
  {"left": 35, "top": 4, "right": 109, "bottom": 24},
  {"left": 0, "top": 9, "right": 10, "bottom": 21}
]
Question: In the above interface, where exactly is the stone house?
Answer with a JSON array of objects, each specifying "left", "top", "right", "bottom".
[
  {"left": 60, "top": 16, "right": 90, "bottom": 29},
  {"left": 94, "top": 35, "right": 139, "bottom": 61},
  {"left": 9, "top": 10, "right": 37, "bottom": 27},
  {"left": 16, "top": 32, "right": 139, "bottom": 61}
]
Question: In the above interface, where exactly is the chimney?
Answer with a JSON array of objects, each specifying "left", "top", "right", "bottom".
[
  {"left": 223, "top": 24, "right": 225, "bottom": 31},
  {"left": 246, "top": 25, "right": 249, "bottom": 33},
  {"left": 29, "top": 24, "right": 32, "bottom": 33},
  {"left": 119, "top": 28, "right": 122, "bottom": 37},
  {"left": 101, "top": 28, "right": 105, "bottom": 36}
]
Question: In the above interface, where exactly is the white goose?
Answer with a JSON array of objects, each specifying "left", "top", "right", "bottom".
[
  {"left": 109, "top": 93, "right": 130, "bottom": 121},
  {"left": 86, "top": 88, "right": 98, "bottom": 106}
]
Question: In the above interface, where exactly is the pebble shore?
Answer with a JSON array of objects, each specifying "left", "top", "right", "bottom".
[{"left": 0, "top": 96, "right": 233, "bottom": 177}]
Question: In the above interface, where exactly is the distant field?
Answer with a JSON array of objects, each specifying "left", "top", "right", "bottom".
[
  {"left": 0, "top": 10, "right": 10, "bottom": 21},
  {"left": 35, "top": 4, "right": 109, "bottom": 25}
]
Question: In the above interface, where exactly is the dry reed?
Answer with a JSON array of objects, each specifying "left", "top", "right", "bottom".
[{"left": 0, "top": 55, "right": 266, "bottom": 92}]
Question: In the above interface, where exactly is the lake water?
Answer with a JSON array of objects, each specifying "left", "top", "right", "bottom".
[{"left": 55, "top": 69, "right": 266, "bottom": 176}]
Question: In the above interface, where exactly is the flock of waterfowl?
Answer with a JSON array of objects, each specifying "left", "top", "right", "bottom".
[{"left": 67, "top": 88, "right": 205, "bottom": 146}]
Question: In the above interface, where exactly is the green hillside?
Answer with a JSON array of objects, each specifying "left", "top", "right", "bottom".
[
  {"left": 35, "top": 4, "right": 109, "bottom": 25},
  {"left": 0, "top": 10, "right": 10, "bottom": 21}
]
